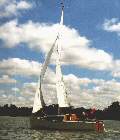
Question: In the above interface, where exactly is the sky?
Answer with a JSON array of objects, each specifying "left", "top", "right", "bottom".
[{"left": 0, "top": 0, "right": 120, "bottom": 109}]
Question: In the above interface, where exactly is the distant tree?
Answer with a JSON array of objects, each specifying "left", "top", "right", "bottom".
[{"left": 0, "top": 102, "right": 120, "bottom": 120}]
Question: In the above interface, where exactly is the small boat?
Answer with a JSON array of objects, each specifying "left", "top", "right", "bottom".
[{"left": 30, "top": 1, "right": 105, "bottom": 132}]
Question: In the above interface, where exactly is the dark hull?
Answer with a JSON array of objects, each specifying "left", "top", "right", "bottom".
[{"left": 30, "top": 116, "right": 104, "bottom": 131}]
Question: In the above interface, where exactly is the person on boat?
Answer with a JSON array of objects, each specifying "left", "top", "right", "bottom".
[
  {"left": 81, "top": 111, "right": 88, "bottom": 120},
  {"left": 87, "top": 108, "right": 96, "bottom": 119},
  {"left": 80, "top": 108, "right": 96, "bottom": 120}
]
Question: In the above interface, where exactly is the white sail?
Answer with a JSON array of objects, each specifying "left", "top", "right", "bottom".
[
  {"left": 56, "top": 43, "right": 69, "bottom": 107},
  {"left": 40, "top": 36, "right": 58, "bottom": 82},
  {"left": 32, "top": 1, "right": 69, "bottom": 113},
  {"left": 56, "top": 3, "right": 70, "bottom": 107},
  {"left": 32, "top": 79, "right": 45, "bottom": 113},
  {"left": 32, "top": 36, "right": 58, "bottom": 113}
]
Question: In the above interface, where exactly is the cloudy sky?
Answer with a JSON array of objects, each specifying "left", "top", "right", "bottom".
[{"left": 0, "top": 0, "right": 120, "bottom": 109}]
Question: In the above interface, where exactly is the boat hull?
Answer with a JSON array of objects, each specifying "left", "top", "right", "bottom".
[{"left": 30, "top": 116, "right": 104, "bottom": 131}]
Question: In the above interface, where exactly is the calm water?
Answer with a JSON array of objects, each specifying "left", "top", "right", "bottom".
[{"left": 0, "top": 116, "right": 120, "bottom": 140}]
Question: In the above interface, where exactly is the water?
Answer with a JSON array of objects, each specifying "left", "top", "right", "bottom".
[{"left": 0, "top": 116, "right": 120, "bottom": 140}]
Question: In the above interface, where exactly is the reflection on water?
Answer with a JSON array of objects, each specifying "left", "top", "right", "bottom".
[{"left": 0, "top": 116, "right": 120, "bottom": 140}]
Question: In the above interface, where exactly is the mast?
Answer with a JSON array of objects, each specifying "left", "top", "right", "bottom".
[
  {"left": 56, "top": 0, "right": 70, "bottom": 108},
  {"left": 60, "top": 0, "right": 64, "bottom": 25}
]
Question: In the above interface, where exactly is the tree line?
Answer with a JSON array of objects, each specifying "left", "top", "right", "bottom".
[{"left": 0, "top": 101, "right": 120, "bottom": 120}]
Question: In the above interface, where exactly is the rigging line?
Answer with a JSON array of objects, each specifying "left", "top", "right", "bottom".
[{"left": 14, "top": 65, "right": 16, "bottom": 105}]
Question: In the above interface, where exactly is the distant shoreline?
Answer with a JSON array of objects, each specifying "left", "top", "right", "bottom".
[{"left": 0, "top": 101, "right": 120, "bottom": 121}]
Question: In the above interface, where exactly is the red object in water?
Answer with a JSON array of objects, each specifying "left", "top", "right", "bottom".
[{"left": 95, "top": 121, "right": 104, "bottom": 132}]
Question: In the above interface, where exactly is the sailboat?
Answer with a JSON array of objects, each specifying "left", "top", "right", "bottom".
[{"left": 30, "top": 1, "right": 105, "bottom": 132}]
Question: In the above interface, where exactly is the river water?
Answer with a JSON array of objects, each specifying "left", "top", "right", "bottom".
[{"left": 0, "top": 116, "right": 120, "bottom": 140}]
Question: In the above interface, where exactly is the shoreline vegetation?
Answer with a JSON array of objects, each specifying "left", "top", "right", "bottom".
[{"left": 0, "top": 101, "right": 120, "bottom": 121}]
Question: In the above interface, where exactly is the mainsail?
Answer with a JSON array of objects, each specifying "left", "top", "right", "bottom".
[
  {"left": 56, "top": 2, "right": 70, "bottom": 107},
  {"left": 56, "top": 38, "right": 69, "bottom": 107}
]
